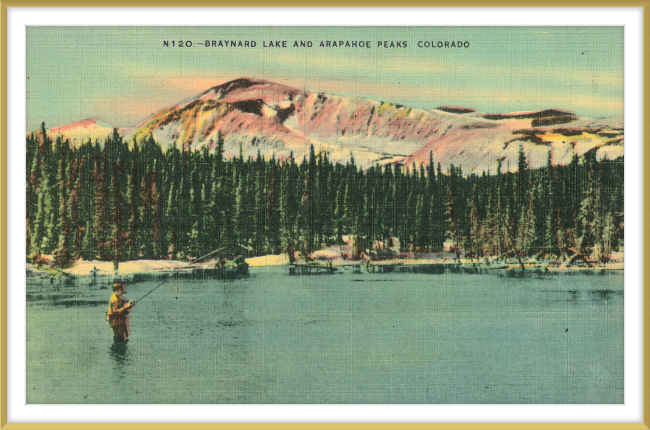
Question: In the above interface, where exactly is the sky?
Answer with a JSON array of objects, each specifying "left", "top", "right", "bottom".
[{"left": 26, "top": 26, "right": 623, "bottom": 132}]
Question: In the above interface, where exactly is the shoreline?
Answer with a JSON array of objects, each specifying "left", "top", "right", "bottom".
[{"left": 26, "top": 254, "right": 623, "bottom": 280}]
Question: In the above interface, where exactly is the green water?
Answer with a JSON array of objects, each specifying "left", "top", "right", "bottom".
[{"left": 26, "top": 267, "right": 623, "bottom": 404}]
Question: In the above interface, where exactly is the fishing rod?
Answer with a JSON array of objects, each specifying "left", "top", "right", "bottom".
[{"left": 135, "top": 247, "right": 226, "bottom": 302}]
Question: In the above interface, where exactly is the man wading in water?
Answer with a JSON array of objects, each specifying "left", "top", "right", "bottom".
[{"left": 107, "top": 282, "right": 137, "bottom": 343}]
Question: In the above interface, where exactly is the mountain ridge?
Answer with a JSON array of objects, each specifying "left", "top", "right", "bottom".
[{"left": 32, "top": 78, "right": 624, "bottom": 172}]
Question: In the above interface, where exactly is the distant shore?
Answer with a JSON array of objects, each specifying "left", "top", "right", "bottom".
[
  {"left": 26, "top": 254, "right": 289, "bottom": 279},
  {"left": 26, "top": 253, "right": 622, "bottom": 280},
  {"left": 289, "top": 257, "right": 623, "bottom": 273}
]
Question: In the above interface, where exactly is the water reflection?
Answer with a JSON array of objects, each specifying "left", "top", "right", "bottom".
[{"left": 109, "top": 342, "right": 130, "bottom": 372}]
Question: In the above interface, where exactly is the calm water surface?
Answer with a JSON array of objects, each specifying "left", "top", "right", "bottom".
[{"left": 26, "top": 267, "right": 623, "bottom": 403}]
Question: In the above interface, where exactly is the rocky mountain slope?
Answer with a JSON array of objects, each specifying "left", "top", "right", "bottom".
[{"left": 36, "top": 78, "right": 624, "bottom": 172}]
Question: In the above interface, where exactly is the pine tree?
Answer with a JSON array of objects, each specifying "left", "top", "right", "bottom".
[
  {"left": 109, "top": 161, "right": 125, "bottom": 265},
  {"left": 205, "top": 156, "right": 220, "bottom": 251},
  {"left": 483, "top": 174, "right": 498, "bottom": 257},
  {"left": 267, "top": 156, "right": 281, "bottom": 254},
  {"left": 151, "top": 168, "right": 165, "bottom": 259},
  {"left": 578, "top": 151, "right": 598, "bottom": 256},
  {"left": 234, "top": 160, "right": 248, "bottom": 248},
  {"left": 416, "top": 164, "right": 431, "bottom": 250},
  {"left": 343, "top": 177, "right": 355, "bottom": 238},
  {"left": 301, "top": 144, "right": 317, "bottom": 253},
  {"left": 187, "top": 164, "right": 203, "bottom": 256},
  {"left": 43, "top": 142, "right": 69, "bottom": 254},
  {"left": 514, "top": 145, "right": 528, "bottom": 237},
  {"left": 433, "top": 162, "right": 446, "bottom": 252},
  {"left": 29, "top": 176, "right": 48, "bottom": 259},
  {"left": 516, "top": 180, "right": 536, "bottom": 256},
  {"left": 93, "top": 154, "right": 110, "bottom": 260},
  {"left": 446, "top": 165, "right": 462, "bottom": 258},
  {"left": 126, "top": 140, "right": 139, "bottom": 260},
  {"left": 333, "top": 179, "right": 346, "bottom": 245},
  {"left": 567, "top": 153, "right": 581, "bottom": 249},
  {"left": 280, "top": 154, "right": 298, "bottom": 257},
  {"left": 68, "top": 158, "right": 83, "bottom": 260},
  {"left": 24, "top": 125, "right": 626, "bottom": 265},
  {"left": 165, "top": 182, "right": 178, "bottom": 259},
  {"left": 78, "top": 149, "right": 95, "bottom": 259},
  {"left": 53, "top": 170, "right": 72, "bottom": 267},
  {"left": 465, "top": 184, "right": 481, "bottom": 260},
  {"left": 405, "top": 166, "right": 419, "bottom": 250},
  {"left": 217, "top": 162, "right": 234, "bottom": 250},
  {"left": 26, "top": 137, "right": 42, "bottom": 254}
]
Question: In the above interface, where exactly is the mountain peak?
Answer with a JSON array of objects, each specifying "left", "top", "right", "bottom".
[
  {"left": 36, "top": 79, "right": 623, "bottom": 173},
  {"left": 196, "top": 77, "right": 303, "bottom": 104},
  {"left": 49, "top": 117, "right": 113, "bottom": 133},
  {"left": 207, "top": 77, "right": 267, "bottom": 94}
]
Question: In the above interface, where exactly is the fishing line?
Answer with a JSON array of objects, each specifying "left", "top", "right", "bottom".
[{"left": 135, "top": 247, "right": 226, "bottom": 302}]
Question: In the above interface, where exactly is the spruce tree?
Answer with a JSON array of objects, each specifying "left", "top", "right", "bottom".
[
  {"left": 109, "top": 161, "right": 125, "bottom": 264},
  {"left": 446, "top": 165, "right": 462, "bottom": 258},
  {"left": 24, "top": 125, "right": 626, "bottom": 265},
  {"left": 126, "top": 140, "right": 139, "bottom": 260},
  {"left": 68, "top": 158, "right": 83, "bottom": 260},
  {"left": 578, "top": 152, "right": 598, "bottom": 256},
  {"left": 29, "top": 176, "right": 48, "bottom": 259},
  {"left": 466, "top": 184, "right": 481, "bottom": 260},
  {"left": 165, "top": 182, "right": 178, "bottom": 259},
  {"left": 517, "top": 180, "right": 536, "bottom": 256},
  {"left": 93, "top": 154, "right": 110, "bottom": 260},
  {"left": 267, "top": 156, "right": 281, "bottom": 254},
  {"left": 53, "top": 172, "right": 72, "bottom": 267}
]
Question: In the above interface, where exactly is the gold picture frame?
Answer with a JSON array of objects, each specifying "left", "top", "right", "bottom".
[{"left": 1, "top": 2, "right": 648, "bottom": 428}]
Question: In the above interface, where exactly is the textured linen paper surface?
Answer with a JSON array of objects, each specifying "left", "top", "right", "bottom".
[{"left": 25, "top": 26, "right": 624, "bottom": 404}]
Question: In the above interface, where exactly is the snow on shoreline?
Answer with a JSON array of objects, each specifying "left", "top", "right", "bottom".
[
  {"left": 245, "top": 254, "right": 289, "bottom": 267},
  {"left": 26, "top": 252, "right": 623, "bottom": 279},
  {"left": 64, "top": 259, "right": 209, "bottom": 276},
  {"left": 28, "top": 255, "right": 290, "bottom": 278}
]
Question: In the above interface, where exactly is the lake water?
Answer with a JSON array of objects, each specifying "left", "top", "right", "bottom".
[{"left": 26, "top": 267, "right": 623, "bottom": 404}]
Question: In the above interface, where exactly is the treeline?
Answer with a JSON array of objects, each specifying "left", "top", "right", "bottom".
[{"left": 26, "top": 124, "right": 624, "bottom": 267}]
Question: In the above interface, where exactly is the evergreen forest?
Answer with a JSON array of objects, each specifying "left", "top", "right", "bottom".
[{"left": 26, "top": 124, "right": 624, "bottom": 267}]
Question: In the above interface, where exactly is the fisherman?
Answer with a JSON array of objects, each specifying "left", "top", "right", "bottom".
[{"left": 106, "top": 281, "right": 136, "bottom": 343}]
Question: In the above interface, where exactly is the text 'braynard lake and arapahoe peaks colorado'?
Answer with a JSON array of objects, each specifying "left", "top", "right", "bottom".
[{"left": 163, "top": 39, "right": 470, "bottom": 49}]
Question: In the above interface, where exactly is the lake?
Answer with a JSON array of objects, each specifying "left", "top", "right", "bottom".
[{"left": 26, "top": 267, "right": 623, "bottom": 403}]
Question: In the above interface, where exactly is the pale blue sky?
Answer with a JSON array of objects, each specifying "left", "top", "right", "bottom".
[{"left": 26, "top": 26, "right": 623, "bottom": 131}]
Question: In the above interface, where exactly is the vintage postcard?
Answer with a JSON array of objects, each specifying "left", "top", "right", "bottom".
[{"left": 25, "top": 26, "right": 623, "bottom": 404}]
